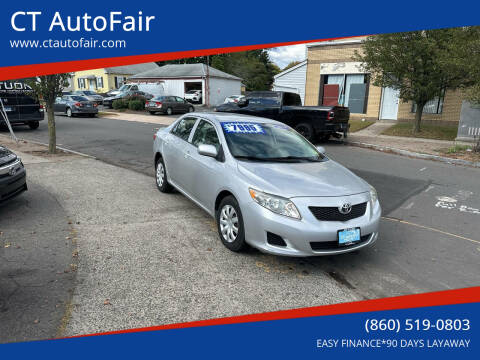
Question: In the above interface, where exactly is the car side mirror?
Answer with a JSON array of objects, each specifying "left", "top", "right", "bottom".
[
  {"left": 237, "top": 98, "right": 248, "bottom": 107},
  {"left": 316, "top": 146, "right": 326, "bottom": 154},
  {"left": 198, "top": 144, "right": 218, "bottom": 158}
]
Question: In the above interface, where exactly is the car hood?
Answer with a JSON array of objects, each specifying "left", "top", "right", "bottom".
[
  {"left": 237, "top": 159, "right": 370, "bottom": 198},
  {"left": 0, "top": 146, "right": 17, "bottom": 166}
]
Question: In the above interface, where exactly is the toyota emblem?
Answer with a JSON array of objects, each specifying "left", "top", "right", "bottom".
[{"left": 339, "top": 202, "right": 352, "bottom": 215}]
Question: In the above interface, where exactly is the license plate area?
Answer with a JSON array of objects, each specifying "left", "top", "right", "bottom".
[{"left": 338, "top": 227, "right": 361, "bottom": 246}]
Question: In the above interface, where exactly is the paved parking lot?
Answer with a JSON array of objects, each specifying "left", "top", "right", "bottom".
[{"left": 1, "top": 115, "right": 479, "bottom": 338}]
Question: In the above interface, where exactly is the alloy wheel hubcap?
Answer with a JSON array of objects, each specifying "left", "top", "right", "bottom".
[
  {"left": 219, "top": 205, "right": 239, "bottom": 243},
  {"left": 156, "top": 163, "right": 164, "bottom": 187}
]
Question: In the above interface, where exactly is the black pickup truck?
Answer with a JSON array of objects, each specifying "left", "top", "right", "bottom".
[
  {"left": 0, "top": 80, "right": 44, "bottom": 130},
  {"left": 215, "top": 91, "right": 350, "bottom": 141}
]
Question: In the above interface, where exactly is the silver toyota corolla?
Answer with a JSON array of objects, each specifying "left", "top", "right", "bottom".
[{"left": 153, "top": 112, "right": 381, "bottom": 256}]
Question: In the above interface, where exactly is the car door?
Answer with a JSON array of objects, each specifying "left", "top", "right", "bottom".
[
  {"left": 187, "top": 119, "right": 224, "bottom": 212},
  {"left": 53, "top": 97, "right": 63, "bottom": 112},
  {"left": 175, "top": 97, "right": 189, "bottom": 113},
  {"left": 162, "top": 116, "right": 198, "bottom": 192}
]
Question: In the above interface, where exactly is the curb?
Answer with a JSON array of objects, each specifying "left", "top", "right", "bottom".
[
  {"left": 0, "top": 134, "right": 97, "bottom": 160},
  {"left": 347, "top": 140, "right": 480, "bottom": 168}
]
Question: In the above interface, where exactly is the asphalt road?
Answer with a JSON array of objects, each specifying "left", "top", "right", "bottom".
[{"left": 9, "top": 116, "right": 480, "bottom": 300}]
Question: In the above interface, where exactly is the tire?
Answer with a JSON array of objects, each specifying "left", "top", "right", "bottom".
[
  {"left": 149, "top": 111, "right": 156, "bottom": 115},
  {"left": 295, "top": 123, "right": 314, "bottom": 142},
  {"left": 188, "top": 106, "right": 194, "bottom": 113},
  {"left": 216, "top": 196, "right": 247, "bottom": 252},
  {"left": 155, "top": 157, "right": 173, "bottom": 193},
  {"left": 319, "top": 133, "right": 331, "bottom": 142},
  {"left": 28, "top": 121, "right": 39, "bottom": 130},
  {"left": 66, "top": 107, "right": 73, "bottom": 117},
  {"left": 166, "top": 107, "right": 173, "bottom": 115}
]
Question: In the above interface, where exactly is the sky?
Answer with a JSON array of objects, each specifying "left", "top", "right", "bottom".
[{"left": 267, "top": 44, "right": 306, "bottom": 69}]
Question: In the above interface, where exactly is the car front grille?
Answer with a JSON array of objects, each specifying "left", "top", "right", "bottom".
[
  {"left": 309, "top": 202, "right": 367, "bottom": 221},
  {"left": 310, "top": 234, "right": 371, "bottom": 251}
]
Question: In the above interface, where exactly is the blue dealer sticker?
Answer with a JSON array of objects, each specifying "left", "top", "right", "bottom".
[{"left": 222, "top": 122, "right": 265, "bottom": 134}]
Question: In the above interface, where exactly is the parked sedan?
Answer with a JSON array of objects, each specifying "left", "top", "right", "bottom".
[
  {"left": 146, "top": 96, "right": 195, "bottom": 115},
  {"left": 184, "top": 90, "right": 202, "bottom": 103},
  {"left": 0, "top": 146, "right": 27, "bottom": 204},
  {"left": 53, "top": 95, "right": 98, "bottom": 117},
  {"left": 153, "top": 113, "right": 381, "bottom": 256},
  {"left": 72, "top": 90, "right": 104, "bottom": 105}
]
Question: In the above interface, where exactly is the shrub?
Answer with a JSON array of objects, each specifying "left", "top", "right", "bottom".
[
  {"left": 112, "top": 99, "right": 128, "bottom": 109},
  {"left": 128, "top": 99, "right": 144, "bottom": 111}
]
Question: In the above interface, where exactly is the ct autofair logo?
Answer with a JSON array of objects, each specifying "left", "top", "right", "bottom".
[
  {"left": 339, "top": 202, "right": 352, "bottom": 215},
  {"left": 0, "top": 82, "right": 32, "bottom": 91}
]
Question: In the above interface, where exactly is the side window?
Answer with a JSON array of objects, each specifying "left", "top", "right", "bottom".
[
  {"left": 175, "top": 97, "right": 185, "bottom": 103},
  {"left": 167, "top": 96, "right": 176, "bottom": 102},
  {"left": 131, "top": 85, "right": 138, "bottom": 91},
  {"left": 191, "top": 120, "right": 220, "bottom": 150},
  {"left": 172, "top": 117, "right": 197, "bottom": 141}
]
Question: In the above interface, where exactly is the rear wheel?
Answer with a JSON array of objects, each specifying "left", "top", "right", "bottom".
[
  {"left": 28, "top": 121, "right": 39, "bottom": 130},
  {"left": 216, "top": 196, "right": 247, "bottom": 252},
  {"left": 295, "top": 123, "right": 314, "bottom": 142},
  {"left": 66, "top": 107, "right": 72, "bottom": 117},
  {"left": 155, "top": 157, "right": 173, "bottom": 193},
  {"left": 166, "top": 107, "right": 173, "bottom": 115}
]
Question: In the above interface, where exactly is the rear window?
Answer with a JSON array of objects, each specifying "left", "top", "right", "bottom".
[
  {"left": 70, "top": 96, "right": 88, "bottom": 101},
  {"left": 152, "top": 96, "right": 165, "bottom": 101}
]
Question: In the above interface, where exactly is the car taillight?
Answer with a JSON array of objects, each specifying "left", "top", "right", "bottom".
[
  {"left": 327, "top": 111, "right": 335, "bottom": 121},
  {"left": 153, "top": 134, "right": 157, "bottom": 140},
  {"left": 155, "top": 101, "right": 162, "bottom": 107},
  {"left": 75, "top": 102, "right": 83, "bottom": 107},
  {"left": 93, "top": 103, "right": 98, "bottom": 107},
  {"left": 39, "top": 104, "right": 44, "bottom": 109}
]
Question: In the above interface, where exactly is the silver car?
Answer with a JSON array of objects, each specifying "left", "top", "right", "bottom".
[{"left": 153, "top": 113, "right": 381, "bottom": 256}]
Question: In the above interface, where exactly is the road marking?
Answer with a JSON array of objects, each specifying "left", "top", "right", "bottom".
[
  {"left": 403, "top": 202, "right": 414, "bottom": 210},
  {"left": 419, "top": 167, "right": 427, "bottom": 172},
  {"left": 382, "top": 216, "right": 480, "bottom": 245},
  {"left": 424, "top": 185, "right": 435, "bottom": 192}
]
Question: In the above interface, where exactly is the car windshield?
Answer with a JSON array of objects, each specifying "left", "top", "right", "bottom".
[
  {"left": 118, "top": 85, "right": 130, "bottom": 91},
  {"left": 187, "top": 90, "right": 199, "bottom": 94},
  {"left": 221, "top": 122, "right": 326, "bottom": 162},
  {"left": 83, "top": 91, "right": 96, "bottom": 95}
]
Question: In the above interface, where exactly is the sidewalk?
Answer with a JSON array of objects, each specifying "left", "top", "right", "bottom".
[
  {"left": 98, "top": 111, "right": 176, "bottom": 126},
  {"left": 0, "top": 136, "right": 356, "bottom": 338},
  {"left": 347, "top": 122, "right": 479, "bottom": 166}
]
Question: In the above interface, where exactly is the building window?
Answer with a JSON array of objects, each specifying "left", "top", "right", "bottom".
[
  {"left": 412, "top": 90, "right": 445, "bottom": 114},
  {"left": 96, "top": 77, "right": 103, "bottom": 89},
  {"left": 319, "top": 74, "right": 369, "bottom": 113},
  {"left": 77, "top": 78, "right": 86, "bottom": 89},
  {"left": 114, "top": 76, "right": 127, "bottom": 89}
]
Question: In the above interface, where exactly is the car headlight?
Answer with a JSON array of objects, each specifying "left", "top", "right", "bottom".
[
  {"left": 249, "top": 188, "right": 301, "bottom": 219},
  {"left": 370, "top": 186, "right": 378, "bottom": 205}
]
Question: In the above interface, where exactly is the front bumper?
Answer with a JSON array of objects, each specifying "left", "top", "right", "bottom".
[
  {"left": 242, "top": 192, "right": 381, "bottom": 256},
  {"left": 0, "top": 162, "right": 27, "bottom": 204}
]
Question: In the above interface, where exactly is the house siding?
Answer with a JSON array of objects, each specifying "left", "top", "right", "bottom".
[{"left": 273, "top": 62, "right": 307, "bottom": 104}]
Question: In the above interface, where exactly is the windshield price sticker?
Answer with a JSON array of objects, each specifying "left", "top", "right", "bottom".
[{"left": 222, "top": 122, "right": 265, "bottom": 134}]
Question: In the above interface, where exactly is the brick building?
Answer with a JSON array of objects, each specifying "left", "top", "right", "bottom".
[{"left": 304, "top": 37, "right": 464, "bottom": 125}]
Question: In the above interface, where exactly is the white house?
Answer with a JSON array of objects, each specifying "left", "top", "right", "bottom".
[
  {"left": 129, "top": 63, "right": 242, "bottom": 106},
  {"left": 272, "top": 60, "right": 307, "bottom": 105}
]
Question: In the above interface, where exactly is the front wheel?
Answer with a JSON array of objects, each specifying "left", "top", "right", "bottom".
[
  {"left": 28, "top": 121, "right": 39, "bottom": 130},
  {"left": 216, "top": 196, "right": 247, "bottom": 252},
  {"left": 295, "top": 123, "right": 314, "bottom": 142},
  {"left": 188, "top": 106, "right": 194, "bottom": 113},
  {"left": 155, "top": 157, "right": 173, "bottom": 193}
]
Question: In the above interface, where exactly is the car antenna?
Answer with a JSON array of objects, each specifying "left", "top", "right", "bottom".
[{"left": 0, "top": 97, "right": 18, "bottom": 143}]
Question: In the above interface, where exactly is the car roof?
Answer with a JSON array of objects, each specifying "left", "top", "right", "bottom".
[{"left": 192, "top": 112, "right": 279, "bottom": 125}]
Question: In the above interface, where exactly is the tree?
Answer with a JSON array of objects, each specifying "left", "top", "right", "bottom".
[
  {"left": 283, "top": 61, "right": 302, "bottom": 71},
  {"left": 354, "top": 29, "right": 474, "bottom": 133},
  {"left": 27, "top": 74, "right": 69, "bottom": 153}
]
